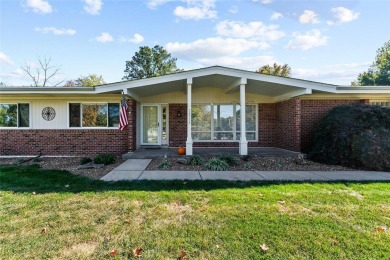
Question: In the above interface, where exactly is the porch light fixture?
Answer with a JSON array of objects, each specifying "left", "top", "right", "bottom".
[{"left": 177, "top": 110, "right": 182, "bottom": 117}]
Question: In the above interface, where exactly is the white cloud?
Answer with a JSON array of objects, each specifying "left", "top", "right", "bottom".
[
  {"left": 215, "top": 20, "right": 285, "bottom": 41},
  {"left": 35, "top": 27, "right": 76, "bottom": 35},
  {"left": 166, "top": 37, "right": 268, "bottom": 60},
  {"left": 293, "top": 64, "right": 368, "bottom": 85},
  {"left": 83, "top": 0, "right": 103, "bottom": 15},
  {"left": 270, "top": 12, "right": 283, "bottom": 21},
  {"left": 252, "top": 0, "right": 273, "bottom": 4},
  {"left": 146, "top": 0, "right": 173, "bottom": 9},
  {"left": 330, "top": 7, "right": 359, "bottom": 24},
  {"left": 11, "top": 68, "right": 25, "bottom": 77},
  {"left": 120, "top": 33, "right": 144, "bottom": 44},
  {"left": 95, "top": 32, "right": 113, "bottom": 43},
  {"left": 24, "top": 0, "right": 53, "bottom": 14},
  {"left": 285, "top": 29, "right": 328, "bottom": 51},
  {"left": 229, "top": 5, "right": 238, "bottom": 14},
  {"left": 299, "top": 10, "right": 319, "bottom": 24},
  {"left": 173, "top": 0, "right": 217, "bottom": 20},
  {"left": 0, "top": 52, "right": 14, "bottom": 65}
]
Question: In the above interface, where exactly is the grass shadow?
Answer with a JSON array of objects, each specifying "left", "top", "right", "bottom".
[{"left": 1, "top": 164, "right": 389, "bottom": 194}]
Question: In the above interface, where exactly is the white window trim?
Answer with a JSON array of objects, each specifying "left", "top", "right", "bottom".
[
  {"left": 67, "top": 101, "right": 120, "bottom": 129},
  {"left": 192, "top": 103, "right": 258, "bottom": 142},
  {"left": 0, "top": 102, "right": 31, "bottom": 129}
]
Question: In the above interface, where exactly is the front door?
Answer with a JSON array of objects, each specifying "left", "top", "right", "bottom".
[{"left": 141, "top": 105, "right": 160, "bottom": 145}]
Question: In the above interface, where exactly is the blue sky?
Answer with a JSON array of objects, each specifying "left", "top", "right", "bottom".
[{"left": 1, "top": 0, "right": 389, "bottom": 86}]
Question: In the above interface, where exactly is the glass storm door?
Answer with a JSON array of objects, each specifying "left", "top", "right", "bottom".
[{"left": 142, "top": 105, "right": 160, "bottom": 145}]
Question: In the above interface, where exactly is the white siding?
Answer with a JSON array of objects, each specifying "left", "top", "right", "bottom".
[{"left": 32, "top": 100, "right": 67, "bottom": 129}]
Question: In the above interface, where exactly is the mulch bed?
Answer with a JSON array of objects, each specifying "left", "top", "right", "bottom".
[
  {"left": 0, "top": 157, "right": 123, "bottom": 179},
  {"left": 0, "top": 154, "right": 354, "bottom": 180},
  {"left": 146, "top": 155, "right": 354, "bottom": 171}
]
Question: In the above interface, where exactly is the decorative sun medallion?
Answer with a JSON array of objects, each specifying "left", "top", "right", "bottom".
[{"left": 42, "top": 107, "right": 56, "bottom": 121}]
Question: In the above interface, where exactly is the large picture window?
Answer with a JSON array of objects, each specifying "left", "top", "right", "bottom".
[
  {"left": 0, "top": 103, "right": 30, "bottom": 128},
  {"left": 69, "top": 103, "right": 120, "bottom": 128},
  {"left": 191, "top": 104, "right": 257, "bottom": 141}
]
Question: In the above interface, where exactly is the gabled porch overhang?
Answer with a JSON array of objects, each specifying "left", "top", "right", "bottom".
[{"left": 107, "top": 67, "right": 327, "bottom": 156}]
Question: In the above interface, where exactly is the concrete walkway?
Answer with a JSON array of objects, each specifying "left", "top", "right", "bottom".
[{"left": 101, "top": 159, "right": 390, "bottom": 182}]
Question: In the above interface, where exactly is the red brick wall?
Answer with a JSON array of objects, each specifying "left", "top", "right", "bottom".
[
  {"left": 258, "top": 103, "right": 276, "bottom": 147},
  {"left": 300, "top": 99, "right": 364, "bottom": 151},
  {"left": 169, "top": 104, "right": 187, "bottom": 147},
  {"left": 275, "top": 99, "right": 301, "bottom": 152},
  {"left": 127, "top": 98, "right": 137, "bottom": 152},
  {"left": 0, "top": 129, "right": 128, "bottom": 156}
]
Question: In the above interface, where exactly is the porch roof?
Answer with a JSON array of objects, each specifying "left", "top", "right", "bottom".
[{"left": 2, "top": 66, "right": 390, "bottom": 100}]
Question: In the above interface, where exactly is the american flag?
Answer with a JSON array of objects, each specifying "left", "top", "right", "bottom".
[{"left": 119, "top": 92, "right": 128, "bottom": 131}]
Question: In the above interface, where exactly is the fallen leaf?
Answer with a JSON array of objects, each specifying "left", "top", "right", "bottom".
[
  {"left": 41, "top": 227, "right": 48, "bottom": 233},
  {"left": 259, "top": 194, "right": 264, "bottom": 197},
  {"left": 278, "top": 200, "right": 285, "bottom": 204},
  {"left": 376, "top": 227, "right": 386, "bottom": 233},
  {"left": 124, "top": 219, "right": 131, "bottom": 224},
  {"left": 132, "top": 247, "right": 143, "bottom": 257},
  {"left": 109, "top": 250, "right": 117, "bottom": 256},
  {"left": 178, "top": 250, "right": 187, "bottom": 259},
  {"left": 331, "top": 238, "right": 339, "bottom": 245},
  {"left": 215, "top": 244, "right": 220, "bottom": 248},
  {"left": 260, "top": 243, "right": 269, "bottom": 252}
]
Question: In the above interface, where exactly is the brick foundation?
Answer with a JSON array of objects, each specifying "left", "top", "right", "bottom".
[{"left": 0, "top": 129, "right": 128, "bottom": 156}]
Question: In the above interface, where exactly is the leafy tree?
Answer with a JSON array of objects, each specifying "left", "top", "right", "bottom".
[
  {"left": 352, "top": 40, "right": 390, "bottom": 86},
  {"left": 256, "top": 63, "right": 292, "bottom": 77},
  {"left": 21, "top": 57, "right": 63, "bottom": 87},
  {"left": 123, "top": 45, "right": 180, "bottom": 80},
  {"left": 65, "top": 74, "right": 105, "bottom": 87}
]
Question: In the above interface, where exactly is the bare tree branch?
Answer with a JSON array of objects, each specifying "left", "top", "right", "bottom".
[{"left": 21, "top": 57, "right": 63, "bottom": 87}]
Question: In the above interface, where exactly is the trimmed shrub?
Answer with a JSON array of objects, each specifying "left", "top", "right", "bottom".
[
  {"left": 219, "top": 153, "right": 240, "bottom": 166},
  {"left": 80, "top": 157, "right": 92, "bottom": 165},
  {"left": 205, "top": 157, "right": 229, "bottom": 171},
  {"left": 309, "top": 104, "right": 390, "bottom": 170},
  {"left": 94, "top": 153, "right": 116, "bottom": 165},
  {"left": 187, "top": 155, "right": 204, "bottom": 166},
  {"left": 157, "top": 159, "right": 171, "bottom": 169}
]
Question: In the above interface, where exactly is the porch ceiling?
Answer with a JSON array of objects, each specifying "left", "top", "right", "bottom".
[{"left": 129, "top": 74, "right": 303, "bottom": 98}]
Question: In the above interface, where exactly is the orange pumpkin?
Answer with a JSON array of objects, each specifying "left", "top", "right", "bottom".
[{"left": 178, "top": 146, "right": 186, "bottom": 155}]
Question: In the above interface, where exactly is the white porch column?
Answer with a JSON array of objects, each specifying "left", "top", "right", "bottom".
[
  {"left": 186, "top": 78, "right": 193, "bottom": 155},
  {"left": 239, "top": 78, "right": 248, "bottom": 155}
]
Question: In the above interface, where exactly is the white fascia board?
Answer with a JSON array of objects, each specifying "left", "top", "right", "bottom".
[
  {"left": 335, "top": 86, "right": 390, "bottom": 94},
  {"left": 274, "top": 88, "right": 312, "bottom": 102},
  {"left": 0, "top": 88, "right": 96, "bottom": 95}
]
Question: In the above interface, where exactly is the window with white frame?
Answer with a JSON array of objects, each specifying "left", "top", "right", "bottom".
[
  {"left": 69, "top": 103, "right": 120, "bottom": 128},
  {"left": 0, "top": 103, "right": 30, "bottom": 128},
  {"left": 370, "top": 101, "right": 390, "bottom": 107},
  {"left": 191, "top": 104, "right": 257, "bottom": 141}
]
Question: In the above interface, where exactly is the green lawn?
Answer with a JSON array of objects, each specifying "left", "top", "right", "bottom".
[{"left": 0, "top": 165, "right": 389, "bottom": 259}]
